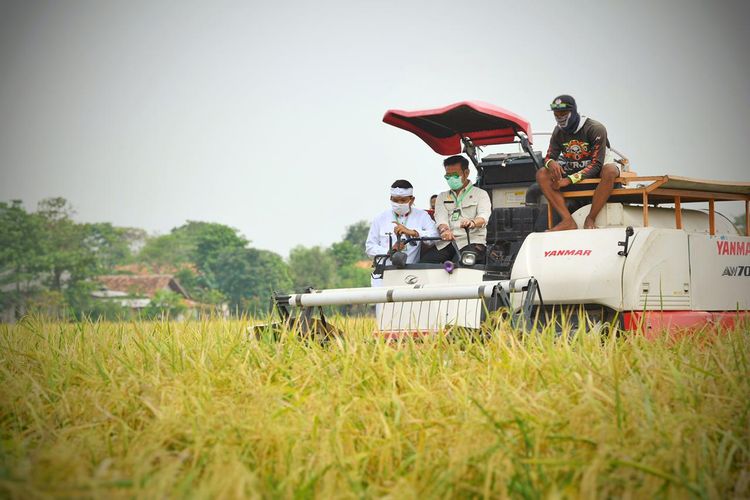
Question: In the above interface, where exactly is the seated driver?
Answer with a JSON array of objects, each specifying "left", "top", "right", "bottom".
[
  {"left": 365, "top": 179, "right": 438, "bottom": 285},
  {"left": 421, "top": 155, "right": 491, "bottom": 264}
]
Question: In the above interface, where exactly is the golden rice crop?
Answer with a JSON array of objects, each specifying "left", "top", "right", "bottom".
[{"left": 0, "top": 315, "right": 748, "bottom": 498}]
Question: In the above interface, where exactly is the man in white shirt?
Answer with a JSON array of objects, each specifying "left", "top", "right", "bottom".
[{"left": 365, "top": 179, "right": 438, "bottom": 285}]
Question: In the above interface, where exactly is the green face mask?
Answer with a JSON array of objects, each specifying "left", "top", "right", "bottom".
[{"left": 445, "top": 174, "right": 464, "bottom": 191}]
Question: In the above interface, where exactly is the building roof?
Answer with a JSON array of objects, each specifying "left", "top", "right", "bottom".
[
  {"left": 114, "top": 262, "right": 197, "bottom": 275},
  {"left": 95, "top": 274, "right": 190, "bottom": 299}
]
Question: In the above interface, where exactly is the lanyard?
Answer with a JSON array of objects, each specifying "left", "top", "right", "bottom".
[
  {"left": 448, "top": 184, "right": 473, "bottom": 212},
  {"left": 393, "top": 211, "right": 410, "bottom": 225}
]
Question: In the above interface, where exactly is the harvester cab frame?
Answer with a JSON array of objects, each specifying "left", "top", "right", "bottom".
[{"left": 382, "top": 101, "right": 548, "bottom": 279}]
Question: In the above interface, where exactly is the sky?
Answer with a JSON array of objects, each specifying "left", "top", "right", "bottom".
[{"left": 1, "top": 0, "right": 748, "bottom": 256}]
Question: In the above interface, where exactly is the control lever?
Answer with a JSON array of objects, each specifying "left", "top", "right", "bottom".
[
  {"left": 618, "top": 226, "right": 634, "bottom": 256},
  {"left": 391, "top": 233, "right": 408, "bottom": 269}
]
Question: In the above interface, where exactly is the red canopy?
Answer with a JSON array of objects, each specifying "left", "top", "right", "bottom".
[{"left": 383, "top": 101, "right": 533, "bottom": 155}]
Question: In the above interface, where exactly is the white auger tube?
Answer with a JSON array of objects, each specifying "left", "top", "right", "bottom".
[{"left": 277, "top": 278, "right": 533, "bottom": 308}]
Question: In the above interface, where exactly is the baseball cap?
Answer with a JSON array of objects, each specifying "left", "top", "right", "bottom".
[{"left": 549, "top": 95, "right": 576, "bottom": 111}]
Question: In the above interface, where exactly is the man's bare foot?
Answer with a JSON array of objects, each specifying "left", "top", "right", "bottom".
[
  {"left": 583, "top": 216, "right": 597, "bottom": 229},
  {"left": 547, "top": 217, "right": 578, "bottom": 231}
]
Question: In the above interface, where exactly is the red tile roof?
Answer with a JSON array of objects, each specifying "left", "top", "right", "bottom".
[
  {"left": 114, "top": 262, "right": 197, "bottom": 275},
  {"left": 95, "top": 274, "right": 189, "bottom": 299}
]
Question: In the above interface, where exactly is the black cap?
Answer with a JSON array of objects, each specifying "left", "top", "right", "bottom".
[{"left": 549, "top": 94, "right": 576, "bottom": 112}]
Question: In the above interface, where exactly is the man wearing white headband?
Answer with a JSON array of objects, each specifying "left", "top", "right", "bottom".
[{"left": 365, "top": 179, "right": 438, "bottom": 285}]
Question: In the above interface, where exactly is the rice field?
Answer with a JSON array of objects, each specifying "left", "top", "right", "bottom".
[{"left": 1, "top": 315, "right": 748, "bottom": 498}]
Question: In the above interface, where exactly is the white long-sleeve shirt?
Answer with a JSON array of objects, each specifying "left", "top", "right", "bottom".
[{"left": 365, "top": 207, "right": 438, "bottom": 265}]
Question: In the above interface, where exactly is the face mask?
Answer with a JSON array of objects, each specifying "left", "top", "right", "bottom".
[
  {"left": 555, "top": 108, "right": 581, "bottom": 133},
  {"left": 391, "top": 202, "right": 410, "bottom": 216},
  {"left": 445, "top": 175, "right": 464, "bottom": 191},
  {"left": 555, "top": 112, "right": 571, "bottom": 128}
]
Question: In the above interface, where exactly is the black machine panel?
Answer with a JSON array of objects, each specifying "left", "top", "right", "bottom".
[
  {"left": 484, "top": 206, "right": 540, "bottom": 279},
  {"left": 478, "top": 152, "right": 542, "bottom": 187},
  {"left": 486, "top": 206, "right": 539, "bottom": 240},
  {"left": 474, "top": 151, "right": 545, "bottom": 278}
]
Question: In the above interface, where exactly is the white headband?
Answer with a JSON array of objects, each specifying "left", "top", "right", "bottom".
[{"left": 390, "top": 187, "right": 413, "bottom": 197}]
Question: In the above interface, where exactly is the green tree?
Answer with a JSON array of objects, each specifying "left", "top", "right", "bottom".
[
  {"left": 335, "top": 264, "right": 371, "bottom": 288},
  {"left": 36, "top": 197, "right": 97, "bottom": 290},
  {"left": 211, "top": 247, "right": 292, "bottom": 313},
  {"left": 83, "top": 223, "right": 142, "bottom": 271},
  {"left": 329, "top": 241, "right": 362, "bottom": 267},
  {"left": 174, "top": 267, "right": 200, "bottom": 293},
  {"left": 288, "top": 246, "right": 339, "bottom": 290},
  {"left": 137, "top": 221, "right": 247, "bottom": 273},
  {"left": 328, "top": 241, "right": 370, "bottom": 289},
  {"left": 2, "top": 198, "right": 147, "bottom": 320},
  {"left": 142, "top": 290, "right": 187, "bottom": 319},
  {"left": 135, "top": 221, "right": 249, "bottom": 307},
  {"left": 342, "top": 220, "right": 369, "bottom": 260},
  {"left": 138, "top": 232, "right": 193, "bottom": 269},
  {"left": 190, "top": 222, "right": 247, "bottom": 271},
  {"left": 0, "top": 200, "right": 45, "bottom": 319}
]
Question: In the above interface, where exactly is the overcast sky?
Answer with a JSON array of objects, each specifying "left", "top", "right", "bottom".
[{"left": 1, "top": 0, "right": 748, "bottom": 256}]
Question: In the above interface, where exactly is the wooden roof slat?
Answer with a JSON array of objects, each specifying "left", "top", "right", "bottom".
[{"left": 559, "top": 175, "right": 750, "bottom": 203}]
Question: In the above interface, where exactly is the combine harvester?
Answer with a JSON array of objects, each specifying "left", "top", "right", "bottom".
[{"left": 272, "top": 102, "right": 750, "bottom": 337}]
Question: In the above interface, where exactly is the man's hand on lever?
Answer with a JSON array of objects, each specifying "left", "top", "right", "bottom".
[
  {"left": 392, "top": 222, "right": 419, "bottom": 238},
  {"left": 459, "top": 218, "right": 476, "bottom": 229},
  {"left": 438, "top": 224, "right": 454, "bottom": 241},
  {"left": 459, "top": 218, "right": 484, "bottom": 230}
]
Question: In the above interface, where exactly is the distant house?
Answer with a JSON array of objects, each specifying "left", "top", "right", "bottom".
[
  {"left": 95, "top": 274, "right": 189, "bottom": 300},
  {"left": 92, "top": 274, "right": 228, "bottom": 319},
  {"left": 93, "top": 274, "right": 192, "bottom": 313}
]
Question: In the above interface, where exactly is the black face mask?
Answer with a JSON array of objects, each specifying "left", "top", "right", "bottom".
[{"left": 556, "top": 106, "right": 581, "bottom": 133}]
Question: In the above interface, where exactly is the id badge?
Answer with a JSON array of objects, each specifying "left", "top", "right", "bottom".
[{"left": 451, "top": 211, "right": 459, "bottom": 222}]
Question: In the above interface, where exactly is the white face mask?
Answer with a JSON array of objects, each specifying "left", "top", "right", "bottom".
[{"left": 391, "top": 202, "right": 410, "bottom": 216}]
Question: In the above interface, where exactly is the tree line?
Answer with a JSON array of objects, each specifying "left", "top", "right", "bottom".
[{"left": 0, "top": 197, "right": 371, "bottom": 321}]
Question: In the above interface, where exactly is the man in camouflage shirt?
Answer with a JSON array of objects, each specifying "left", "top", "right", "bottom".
[{"left": 537, "top": 94, "right": 620, "bottom": 230}]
